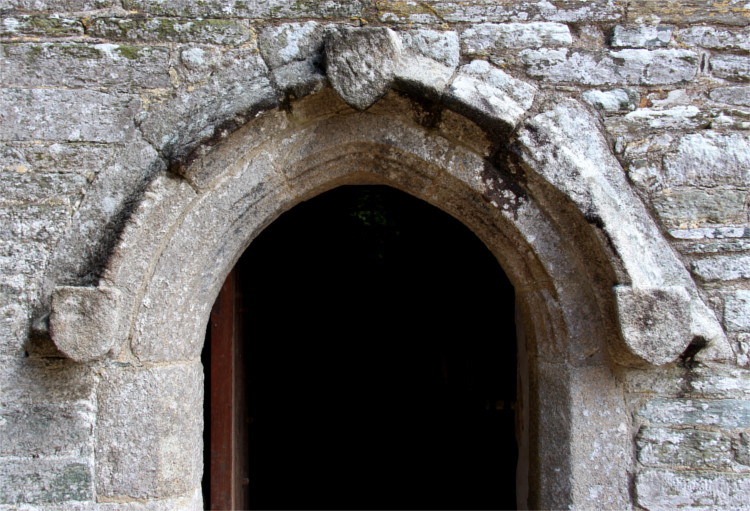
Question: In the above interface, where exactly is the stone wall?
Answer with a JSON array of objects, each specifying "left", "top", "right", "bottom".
[{"left": 0, "top": 1, "right": 748, "bottom": 509}]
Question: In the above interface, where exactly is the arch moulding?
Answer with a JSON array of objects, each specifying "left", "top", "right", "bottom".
[{"left": 45, "top": 27, "right": 726, "bottom": 510}]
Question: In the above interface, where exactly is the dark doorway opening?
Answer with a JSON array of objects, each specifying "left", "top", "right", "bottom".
[{"left": 204, "top": 185, "right": 517, "bottom": 510}]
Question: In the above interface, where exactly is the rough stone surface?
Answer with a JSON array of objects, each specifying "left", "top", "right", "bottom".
[
  {"left": 611, "top": 25, "right": 673, "bottom": 48},
  {"left": 122, "top": 0, "right": 366, "bottom": 18},
  {"left": 400, "top": 29, "right": 460, "bottom": 69},
  {"left": 259, "top": 22, "right": 327, "bottom": 70},
  {"left": 710, "top": 54, "right": 750, "bottom": 82},
  {"left": 609, "top": 105, "right": 706, "bottom": 133},
  {"left": 0, "top": 459, "right": 92, "bottom": 505},
  {"left": 692, "top": 255, "right": 750, "bottom": 282},
  {"left": 639, "top": 398, "right": 750, "bottom": 429},
  {"left": 629, "top": 0, "right": 750, "bottom": 26},
  {"left": 378, "top": 0, "right": 624, "bottom": 23},
  {"left": 636, "top": 469, "right": 750, "bottom": 510},
  {"left": 664, "top": 132, "right": 750, "bottom": 188},
  {"left": 725, "top": 290, "right": 750, "bottom": 332},
  {"left": 736, "top": 431, "right": 750, "bottom": 466},
  {"left": 678, "top": 26, "right": 750, "bottom": 51},
  {"left": 49, "top": 286, "right": 123, "bottom": 362},
  {"left": 582, "top": 88, "right": 638, "bottom": 111},
  {"left": 0, "top": 16, "right": 84, "bottom": 38},
  {"left": 394, "top": 29, "right": 459, "bottom": 98},
  {"left": 0, "top": 43, "right": 171, "bottom": 91},
  {"left": 461, "top": 22, "right": 572, "bottom": 53},
  {"left": 637, "top": 426, "right": 734, "bottom": 469},
  {"left": 0, "top": 89, "right": 139, "bottom": 143},
  {"left": 96, "top": 363, "right": 203, "bottom": 500},
  {"left": 614, "top": 286, "right": 691, "bottom": 365},
  {"left": 2, "top": 0, "right": 114, "bottom": 10},
  {"left": 521, "top": 48, "right": 698, "bottom": 85},
  {"left": 45, "top": 137, "right": 164, "bottom": 289},
  {"left": 446, "top": 59, "right": 536, "bottom": 130},
  {"left": 325, "top": 27, "right": 401, "bottom": 111},
  {"left": 652, "top": 189, "right": 748, "bottom": 229},
  {"left": 88, "top": 17, "right": 253, "bottom": 45},
  {"left": 0, "top": 402, "right": 94, "bottom": 457},
  {"left": 710, "top": 86, "right": 750, "bottom": 107},
  {"left": 138, "top": 47, "right": 277, "bottom": 159}
]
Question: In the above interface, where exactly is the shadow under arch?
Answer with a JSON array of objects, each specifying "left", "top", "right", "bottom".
[{"left": 205, "top": 184, "right": 519, "bottom": 510}]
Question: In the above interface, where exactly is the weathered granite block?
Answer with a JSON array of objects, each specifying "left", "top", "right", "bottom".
[
  {"left": 678, "top": 26, "right": 750, "bottom": 51},
  {"left": 611, "top": 25, "right": 672, "bottom": 48},
  {"left": 0, "top": 403, "right": 94, "bottom": 457},
  {"left": 639, "top": 398, "right": 750, "bottom": 429},
  {"left": 636, "top": 469, "right": 750, "bottom": 510},
  {"left": 664, "top": 132, "right": 750, "bottom": 187},
  {"left": 607, "top": 105, "right": 707, "bottom": 133},
  {"left": 628, "top": 0, "right": 750, "bottom": 26},
  {"left": 0, "top": 142, "right": 117, "bottom": 176},
  {"left": 0, "top": 459, "right": 92, "bottom": 505},
  {"left": 0, "top": 204, "right": 71, "bottom": 244},
  {"left": 378, "top": 0, "right": 623, "bottom": 23},
  {"left": 652, "top": 189, "right": 747, "bottom": 228},
  {"left": 122, "top": 0, "right": 366, "bottom": 18},
  {"left": 0, "top": 358, "right": 96, "bottom": 405},
  {"left": 2, "top": 0, "right": 115, "bottom": 10},
  {"left": 725, "top": 290, "right": 750, "bottom": 332},
  {"left": 711, "top": 54, "right": 750, "bottom": 82},
  {"left": 461, "top": 22, "right": 572, "bottom": 54},
  {"left": 447, "top": 59, "right": 536, "bottom": 130},
  {"left": 96, "top": 363, "right": 203, "bottom": 499},
  {"left": 0, "top": 89, "right": 139, "bottom": 143},
  {"left": 582, "top": 88, "right": 638, "bottom": 111},
  {"left": 0, "top": 43, "right": 171, "bottom": 91},
  {"left": 0, "top": 171, "right": 87, "bottom": 207},
  {"left": 259, "top": 22, "right": 328, "bottom": 70},
  {"left": 637, "top": 426, "right": 734, "bottom": 469},
  {"left": 521, "top": 48, "right": 697, "bottom": 85},
  {"left": 138, "top": 47, "right": 277, "bottom": 159},
  {"left": 0, "top": 16, "right": 84, "bottom": 38},
  {"left": 710, "top": 85, "right": 750, "bottom": 106},
  {"left": 692, "top": 255, "right": 750, "bottom": 282},
  {"left": 88, "top": 17, "right": 253, "bottom": 45}
]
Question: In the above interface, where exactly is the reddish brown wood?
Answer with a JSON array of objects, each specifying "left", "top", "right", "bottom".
[{"left": 209, "top": 271, "right": 236, "bottom": 510}]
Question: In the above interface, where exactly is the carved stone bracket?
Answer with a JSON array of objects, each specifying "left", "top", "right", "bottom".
[{"left": 49, "top": 286, "right": 124, "bottom": 362}]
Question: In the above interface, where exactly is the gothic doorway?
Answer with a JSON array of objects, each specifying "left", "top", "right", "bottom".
[{"left": 204, "top": 185, "right": 518, "bottom": 510}]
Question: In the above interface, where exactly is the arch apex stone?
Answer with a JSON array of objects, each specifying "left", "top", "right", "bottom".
[
  {"left": 49, "top": 286, "right": 124, "bottom": 362},
  {"left": 325, "top": 26, "right": 402, "bottom": 110}
]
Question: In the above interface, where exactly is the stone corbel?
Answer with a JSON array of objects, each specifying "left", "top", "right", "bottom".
[{"left": 49, "top": 285, "right": 124, "bottom": 362}]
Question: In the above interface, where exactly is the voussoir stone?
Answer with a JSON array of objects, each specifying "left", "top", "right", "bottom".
[
  {"left": 446, "top": 59, "right": 536, "bottom": 131},
  {"left": 325, "top": 26, "right": 402, "bottom": 111},
  {"left": 49, "top": 286, "right": 123, "bottom": 362}
]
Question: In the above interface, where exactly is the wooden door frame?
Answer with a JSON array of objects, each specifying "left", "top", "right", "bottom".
[{"left": 208, "top": 269, "right": 249, "bottom": 510}]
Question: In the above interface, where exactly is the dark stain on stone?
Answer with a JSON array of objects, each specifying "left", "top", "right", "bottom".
[
  {"left": 395, "top": 90, "right": 444, "bottom": 129},
  {"left": 584, "top": 210, "right": 606, "bottom": 230},
  {"left": 170, "top": 95, "right": 282, "bottom": 176},
  {"left": 679, "top": 336, "right": 707, "bottom": 371},
  {"left": 480, "top": 159, "right": 527, "bottom": 220}
]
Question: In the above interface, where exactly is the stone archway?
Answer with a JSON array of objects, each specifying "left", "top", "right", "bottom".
[{"left": 45, "top": 27, "right": 726, "bottom": 511}]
